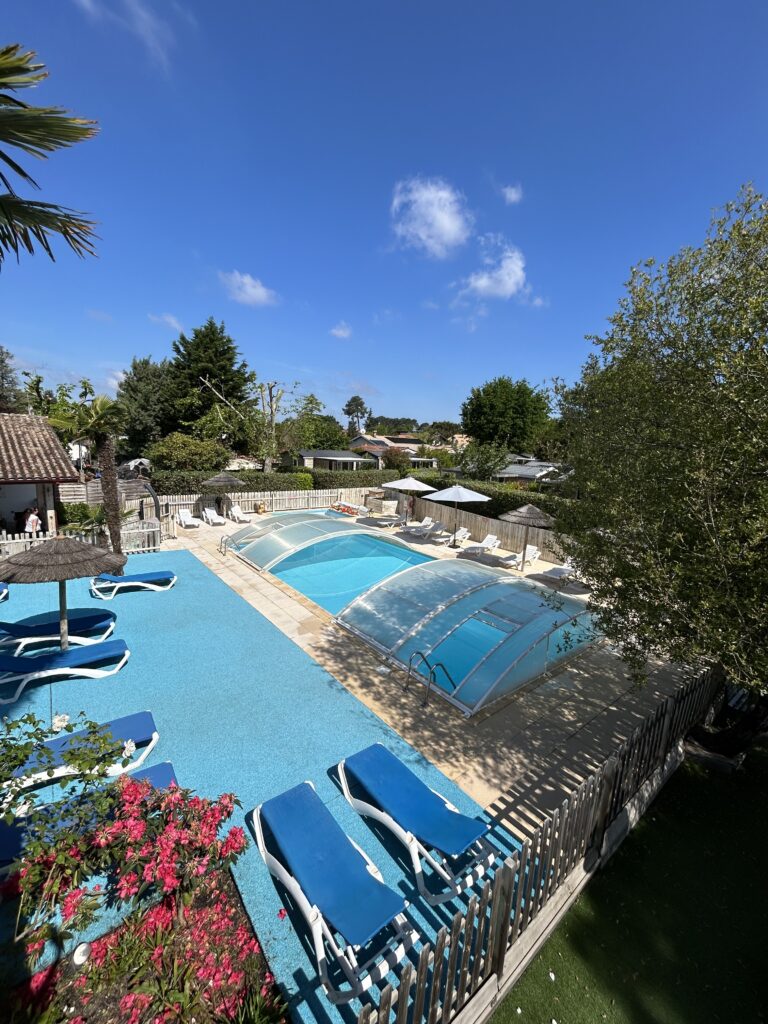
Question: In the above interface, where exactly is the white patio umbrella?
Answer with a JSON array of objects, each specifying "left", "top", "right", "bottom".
[
  {"left": 382, "top": 476, "right": 436, "bottom": 522},
  {"left": 426, "top": 484, "right": 490, "bottom": 548}
]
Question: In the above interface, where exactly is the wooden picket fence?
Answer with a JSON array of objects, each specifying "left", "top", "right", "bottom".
[
  {"left": 0, "top": 530, "right": 99, "bottom": 556},
  {"left": 412, "top": 496, "right": 562, "bottom": 562},
  {"left": 149, "top": 487, "right": 373, "bottom": 518},
  {"left": 356, "top": 664, "right": 723, "bottom": 1024}
]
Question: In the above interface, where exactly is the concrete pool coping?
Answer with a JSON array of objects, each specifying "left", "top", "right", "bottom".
[{"left": 169, "top": 520, "right": 691, "bottom": 839}]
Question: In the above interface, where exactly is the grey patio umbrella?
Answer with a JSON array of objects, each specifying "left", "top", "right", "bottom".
[
  {"left": 499, "top": 503, "right": 554, "bottom": 568},
  {"left": 201, "top": 471, "right": 244, "bottom": 490},
  {"left": 0, "top": 537, "right": 126, "bottom": 649},
  {"left": 382, "top": 476, "right": 436, "bottom": 522},
  {"left": 426, "top": 484, "right": 490, "bottom": 548}
]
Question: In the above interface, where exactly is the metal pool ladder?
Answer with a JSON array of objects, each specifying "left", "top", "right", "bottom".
[{"left": 404, "top": 651, "right": 458, "bottom": 708}]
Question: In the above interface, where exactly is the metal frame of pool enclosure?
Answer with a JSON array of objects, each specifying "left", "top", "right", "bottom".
[{"left": 228, "top": 513, "right": 596, "bottom": 717}]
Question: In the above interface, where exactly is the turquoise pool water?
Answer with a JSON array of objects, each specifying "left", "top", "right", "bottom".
[{"left": 270, "top": 533, "right": 432, "bottom": 614}]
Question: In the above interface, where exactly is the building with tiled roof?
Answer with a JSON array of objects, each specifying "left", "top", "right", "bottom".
[{"left": 0, "top": 413, "right": 78, "bottom": 533}]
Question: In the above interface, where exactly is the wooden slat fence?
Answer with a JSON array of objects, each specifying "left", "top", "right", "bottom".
[
  {"left": 0, "top": 530, "right": 99, "bottom": 556},
  {"left": 151, "top": 487, "right": 373, "bottom": 517},
  {"left": 357, "top": 663, "right": 723, "bottom": 1024},
  {"left": 412, "top": 496, "right": 563, "bottom": 562}
]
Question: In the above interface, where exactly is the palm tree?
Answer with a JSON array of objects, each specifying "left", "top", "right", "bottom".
[
  {"left": 0, "top": 43, "right": 97, "bottom": 267},
  {"left": 51, "top": 396, "right": 125, "bottom": 555}
]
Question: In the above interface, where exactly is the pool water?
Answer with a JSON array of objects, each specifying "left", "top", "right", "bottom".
[{"left": 271, "top": 533, "right": 432, "bottom": 614}]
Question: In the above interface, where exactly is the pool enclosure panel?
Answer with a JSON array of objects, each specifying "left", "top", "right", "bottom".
[{"left": 337, "top": 560, "right": 595, "bottom": 715}]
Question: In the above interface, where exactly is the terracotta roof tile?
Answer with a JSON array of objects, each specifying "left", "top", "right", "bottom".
[{"left": 0, "top": 414, "right": 79, "bottom": 483}]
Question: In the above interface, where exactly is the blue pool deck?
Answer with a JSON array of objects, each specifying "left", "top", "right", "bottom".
[{"left": 2, "top": 550, "right": 519, "bottom": 1024}]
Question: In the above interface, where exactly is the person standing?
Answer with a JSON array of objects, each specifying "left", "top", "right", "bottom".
[{"left": 25, "top": 507, "right": 42, "bottom": 535}]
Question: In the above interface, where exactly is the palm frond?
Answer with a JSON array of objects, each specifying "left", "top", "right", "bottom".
[
  {"left": 0, "top": 192, "right": 97, "bottom": 264},
  {"left": 0, "top": 108, "right": 97, "bottom": 162},
  {"left": 0, "top": 45, "right": 46, "bottom": 95}
]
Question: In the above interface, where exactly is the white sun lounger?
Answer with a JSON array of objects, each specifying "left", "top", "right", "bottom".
[
  {"left": 464, "top": 534, "right": 500, "bottom": 555},
  {"left": 202, "top": 507, "right": 227, "bottom": 526},
  {"left": 400, "top": 516, "right": 433, "bottom": 534},
  {"left": 176, "top": 509, "right": 202, "bottom": 528},
  {"left": 90, "top": 571, "right": 177, "bottom": 600},
  {"left": 228, "top": 504, "right": 249, "bottom": 524},
  {"left": 0, "top": 609, "right": 116, "bottom": 652},
  {"left": 0, "top": 639, "right": 130, "bottom": 706},
  {"left": 339, "top": 744, "right": 496, "bottom": 905},
  {"left": 247, "top": 780, "right": 417, "bottom": 1004},
  {"left": 433, "top": 527, "right": 472, "bottom": 547},
  {"left": 496, "top": 545, "right": 541, "bottom": 570}
]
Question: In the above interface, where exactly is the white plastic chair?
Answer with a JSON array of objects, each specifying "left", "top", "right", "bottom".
[
  {"left": 202, "top": 507, "right": 227, "bottom": 526},
  {"left": 176, "top": 509, "right": 202, "bottom": 528},
  {"left": 228, "top": 504, "right": 249, "bottom": 524}
]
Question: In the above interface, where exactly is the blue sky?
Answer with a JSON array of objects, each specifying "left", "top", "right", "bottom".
[{"left": 3, "top": 1, "right": 767, "bottom": 424}]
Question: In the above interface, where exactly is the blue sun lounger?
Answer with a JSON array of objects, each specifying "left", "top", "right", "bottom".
[
  {"left": 90, "top": 571, "right": 177, "bottom": 600},
  {"left": 338, "top": 744, "right": 496, "bottom": 905},
  {"left": 0, "top": 609, "right": 117, "bottom": 653},
  {"left": 8, "top": 710, "right": 160, "bottom": 792},
  {"left": 0, "top": 760, "right": 177, "bottom": 871},
  {"left": 0, "top": 638, "right": 130, "bottom": 706},
  {"left": 248, "top": 781, "right": 417, "bottom": 1004}
]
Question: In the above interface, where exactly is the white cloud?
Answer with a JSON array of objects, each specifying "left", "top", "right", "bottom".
[
  {"left": 391, "top": 176, "right": 473, "bottom": 259},
  {"left": 72, "top": 0, "right": 177, "bottom": 71},
  {"left": 421, "top": 299, "right": 440, "bottom": 311},
  {"left": 501, "top": 183, "right": 523, "bottom": 205},
  {"left": 105, "top": 370, "right": 126, "bottom": 392},
  {"left": 462, "top": 237, "right": 528, "bottom": 300},
  {"left": 330, "top": 320, "right": 352, "bottom": 339},
  {"left": 148, "top": 312, "right": 183, "bottom": 332},
  {"left": 219, "top": 270, "right": 279, "bottom": 307}
]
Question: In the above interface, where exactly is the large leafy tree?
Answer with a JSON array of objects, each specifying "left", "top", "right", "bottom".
[
  {"left": 51, "top": 394, "right": 125, "bottom": 556},
  {"left": 169, "top": 318, "right": 253, "bottom": 428},
  {"left": 0, "top": 44, "right": 97, "bottom": 267},
  {"left": 145, "top": 432, "right": 231, "bottom": 473},
  {"left": 279, "top": 394, "right": 347, "bottom": 454},
  {"left": 461, "top": 376, "right": 549, "bottom": 452},
  {"left": 0, "top": 345, "right": 22, "bottom": 411},
  {"left": 457, "top": 439, "right": 509, "bottom": 480},
  {"left": 365, "top": 414, "right": 419, "bottom": 435},
  {"left": 556, "top": 186, "right": 768, "bottom": 692},
  {"left": 116, "top": 357, "right": 175, "bottom": 457}
]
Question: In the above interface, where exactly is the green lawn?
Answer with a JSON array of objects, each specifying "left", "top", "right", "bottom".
[{"left": 492, "top": 742, "right": 767, "bottom": 1024}]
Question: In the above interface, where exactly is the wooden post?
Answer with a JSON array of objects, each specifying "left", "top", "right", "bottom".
[{"left": 58, "top": 579, "right": 69, "bottom": 650}]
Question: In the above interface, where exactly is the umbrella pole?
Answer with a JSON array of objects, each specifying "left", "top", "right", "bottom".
[
  {"left": 59, "top": 579, "right": 69, "bottom": 650},
  {"left": 521, "top": 525, "right": 529, "bottom": 571},
  {"left": 451, "top": 501, "right": 458, "bottom": 548}
]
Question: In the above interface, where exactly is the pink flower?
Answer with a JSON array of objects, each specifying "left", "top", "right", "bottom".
[
  {"left": 277, "top": 907, "right": 287, "bottom": 920},
  {"left": 61, "top": 887, "right": 86, "bottom": 922},
  {"left": 116, "top": 870, "right": 140, "bottom": 900}
]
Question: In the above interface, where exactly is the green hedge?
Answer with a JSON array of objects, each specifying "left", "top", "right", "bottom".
[
  {"left": 305, "top": 469, "right": 402, "bottom": 489},
  {"left": 409, "top": 471, "right": 567, "bottom": 519},
  {"left": 150, "top": 470, "right": 313, "bottom": 494}
]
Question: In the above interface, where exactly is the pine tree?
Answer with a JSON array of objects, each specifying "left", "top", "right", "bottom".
[
  {"left": 116, "top": 357, "right": 175, "bottom": 456},
  {"left": 169, "top": 318, "right": 253, "bottom": 426},
  {"left": 0, "top": 346, "right": 22, "bottom": 412}
]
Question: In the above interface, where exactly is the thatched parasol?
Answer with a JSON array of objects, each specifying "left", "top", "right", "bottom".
[
  {"left": 0, "top": 538, "right": 126, "bottom": 649},
  {"left": 201, "top": 471, "right": 244, "bottom": 490},
  {"left": 499, "top": 504, "right": 553, "bottom": 568}
]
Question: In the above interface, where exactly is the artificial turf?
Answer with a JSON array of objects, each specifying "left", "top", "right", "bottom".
[{"left": 492, "top": 741, "right": 767, "bottom": 1024}]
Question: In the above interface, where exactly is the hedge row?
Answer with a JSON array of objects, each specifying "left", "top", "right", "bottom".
[
  {"left": 303, "top": 469, "right": 402, "bottom": 489},
  {"left": 149, "top": 470, "right": 313, "bottom": 494}
]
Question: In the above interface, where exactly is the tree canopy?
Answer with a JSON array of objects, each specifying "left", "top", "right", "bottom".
[
  {"left": 461, "top": 376, "right": 549, "bottom": 452},
  {"left": 555, "top": 186, "right": 768, "bottom": 691},
  {"left": 145, "top": 432, "right": 232, "bottom": 473},
  {"left": 116, "top": 357, "right": 174, "bottom": 456},
  {"left": 342, "top": 395, "right": 370, "bottom": 433},
  {"left": 0, "top": 44, "right": 97, "bottom": 267},
  {"left": 169, "top": 318, "right": 253, "bottom": 427},
  {"left": 0, "top": 345, "right": 22, "bottom": 412}
]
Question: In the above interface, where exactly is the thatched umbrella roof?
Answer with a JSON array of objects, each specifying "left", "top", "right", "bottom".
[
  {"left": 201, "top": 471, "right": 244, "bottom": 490},
  {"left": 0, "top": 538, "right": 126, "bottom": 649},
  {"left": 499, "top": 503, "right": 554, "bottom": 529},
  {"left": 498, "top": 504, "right": 553, "bottom": 570}
]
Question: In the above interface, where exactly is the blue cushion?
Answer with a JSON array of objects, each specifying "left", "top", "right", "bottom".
[
  {"left": 344, "top": 744, "right": 488, "bottom": 858},
  {"left": 0, "top": 638, "right": 127, "bottom": 674},
  {"left": 260, "top": 782, "right": 405, "bottom": 948},
  {"left": 95, "top": 572, "right": 174, "bottom": 584},
  {"left": 132, "top": 761, "right": 177, "bottom": 788},
  {"left": 12, "top": 711, "right": 156, "bottom": 779},
  {"left": 0, "top": 609, "right": 116, "bottom": 639}
]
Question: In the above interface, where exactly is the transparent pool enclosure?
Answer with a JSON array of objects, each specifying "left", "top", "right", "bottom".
[{"left": 230, "top": 513, "right": 596, "bottom": 716}]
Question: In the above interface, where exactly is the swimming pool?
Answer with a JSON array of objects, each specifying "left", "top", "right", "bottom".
[{"left": 271, "top": 533, "right": 432, "bottom": 614}]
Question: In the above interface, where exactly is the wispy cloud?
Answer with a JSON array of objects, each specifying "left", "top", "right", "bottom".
[
  {"left": 105, "top": 369, "right": 126, "bottom": 392},
  {"left": 421, "top": 299, "right": 440, "bottom": 311},
  {"left": 86, "top": 308, "right": 113, "bottom": 322},
  {"left": 461, "top": 235, "right": 528, "bottom": 300},
  {"left": 391, "top": 176, "right": 473, "bottom": 259},
  {"left": 501, "top": 183, "right": 523, "bottom": 205},
  {"left": 219, "top": 270, "right": 279, "bottom": 307},
  {"left": 72, "top": 0, "right": 179, "bottom": 71},
  {"left": 329, "top": 320, "right": 352, "bottom": 339},
  {"left": 148, "top": 312, "right": 183, "bottom": 332}
]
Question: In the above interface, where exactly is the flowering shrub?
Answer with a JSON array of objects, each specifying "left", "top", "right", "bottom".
[{"left": 2, "top": 714, "right": 285, "bottom": 1024}]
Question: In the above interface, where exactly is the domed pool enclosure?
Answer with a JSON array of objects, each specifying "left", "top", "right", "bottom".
[
  {"left": 226, "top": 513, "right": 597, "bottom": 717},
  {"left": 336, "top": 559, "right": 596, "bottom": 717}
]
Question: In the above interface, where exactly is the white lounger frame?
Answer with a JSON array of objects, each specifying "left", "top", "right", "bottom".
[
  {"left": 0, "top": 647, "right": 131, "bottom": 707},
  {"left": 176, "top": 510, "right": 201, "bottom": 528},
  {"left": 338, "top": 761, "right": 496, "bottom": 906},
  {"left": 202, "top": 507, "right": 227, "bottom": 526},
  {"left": 90, "top": 575, "right": 177, "bottom": 600},
  {"left": 248, "top": 783, "right": 417, "bottom": 1005},
  {"left": 0, "top": 618, "right": 116, "bottom": 653}
]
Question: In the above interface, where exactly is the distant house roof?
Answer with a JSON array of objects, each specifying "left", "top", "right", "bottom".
[
  {"left": 0, "top": 414, "right": 79, "bottom": 484},
  {"left": 298, "top": 449, "right": 374, "bottom": 461},
  {"left": 496, "top": 461, "right": 558, "bottom": 480}
]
